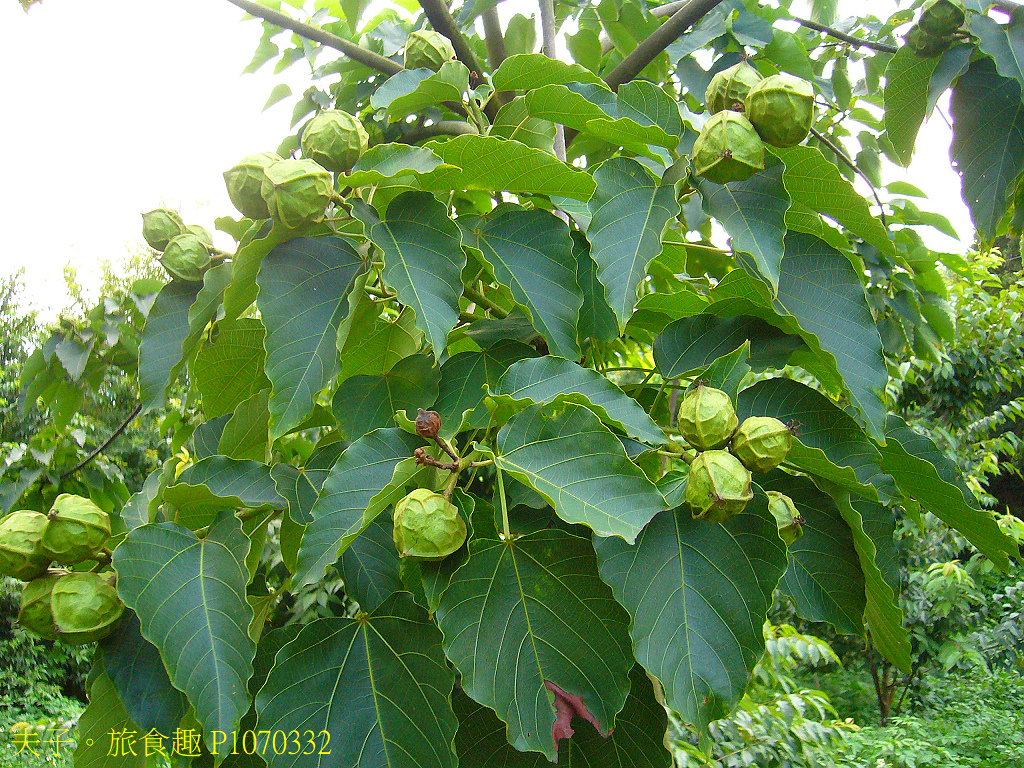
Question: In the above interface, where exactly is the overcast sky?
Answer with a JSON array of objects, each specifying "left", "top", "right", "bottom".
[{"left": 1, "top": 0, "right": 971, "bottom": 319}]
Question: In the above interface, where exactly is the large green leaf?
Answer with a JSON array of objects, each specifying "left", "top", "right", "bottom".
[
  {"left": 490, "top": 96, "right": 557, "bottom": 151},
  {"left": 884, "top": 47, "right": 939, "bottom": 167},
  {"left": 193, "top": 318, "right": 270, "bottom": 418},
  {"left": 419, "top": 135, "right": 597, "bottom": 200},
  {"left": 331, "top": 353, "right": 440, "bottom": 440},
  {"left": 453, "top": 666, "right": 671, "bottom": 767},
  {"left": 113, "top": 512, "right": 255, "bottom": 759},
  {"left": 99, "top": 610, "right": 187, "bottom": 741},
  {"left": 354, "top": 192, "right": 466, "bottom": 358},
  {"left": 464, "top": 206, "right": 583, "bottom": 360},
  {"left": 492, "top": 403, "right": 665, "bottom": 541},
  {"left": 573, "top": 231, "right": 619, "bottom": 343},
  {"left": 654, "top": 314, "right": 803, "bottom": 377},
  {"left": 255, "top": 594, "right": 457, "bottom": 768},
  {"left": 293, "top": 428, "right": 424, "bottom": 588},
  {"left": 218, "top": 389, "right": 271, "bottom": 462},
  {"left": 435, "top": 529, "right": 634, "bottom": 761},
  {"left": 695, "top": 162, "right": 791, "bottom": 291},
  {"left": 371, "top": 61, "right": 470, "bottom": 120},
  {"left": 433, "top": 341, "right": 537, "bottom": 438},
  {"left": 270, "top": 439, "right": 345, "bottom": 525},
  {"left": 588, "top": 158, "right": 680, "bottom": 328},
  {"left": 346, "top": 143, "right": 449, "bottom": 187},
  {"left": 491, "top": 52, "right": 606, "bottom": 89},
  {"left": 256, "top": 235, "right": 364, "bottom": 440},
  {"left": 777, "top": 234, "right": 888, "bottom": 442},
  {"left": 949, "top": 56, "right": 1024, "bottom": 240},
  {"left": 832, "top": 491, "right": 911, "bottom": 671},
  {"left": 880, "top": 416, "right": 1018, "bottom": 570},
  {"left": 336, "top": 513, "right": 404, "bottom": 613},
  {"left": 74, "top": 668, "right": 148, "bottom": 768},
  {"left": 138, "top": 280, "right": 201, "bottom": 410},
  {"left": 222, "top": 222, "right": 291, "bottom": 322},
  {"left": 763, "top": 472, "right": 866, "bottom": 635},
  {"left": 163, "top": 456, "right": 286, "bottom": 529},
  {"left": 338, "top": 304, "right": 423, "bottom": 382},
  {"left": 772, "top": 145, "right": 894, "bottom": 258},
  {"left": 594, "top": 496, "right": 788, "bottom": 731},
  {"left": 970, "top": 10, "right": 1024, "bottom": 95},
  {"left": 489, "top": 356, "right": 665, "bottom": 445}
]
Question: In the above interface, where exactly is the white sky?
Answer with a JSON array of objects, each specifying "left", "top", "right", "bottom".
[{"left": 1, "top": 0, "right": 971, "bottom": 319}]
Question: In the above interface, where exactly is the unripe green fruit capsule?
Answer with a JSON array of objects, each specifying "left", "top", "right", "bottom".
[
  {"left": 904, "top": 23, "right": 953, "bottom": 57},
  {"left": 677, "top": 384, "right": 738, "bottom": 451},
  {"left": 404, "top": 30, "right": 456, "bottom": 72},
  {"left": 18, "top": 569, "right": 68, "bottom": 640},
  {"left": 685, "top": 450, "right": 753, "bottom": 523},
  {"left": 224, "top": 152, "right": 281, "bottom": 219},
  {"left": 730, "top": 416, "right": 793, "bottom": 473},
  {"left": 705, "top": 62, "right": 763, "bottom": 114},
  {"left": 141, "top": 208, "right": 186, "bottom": 252},
  {"left": 51, "top": 572, "right": 124, "bottom": 645},
  {"left": 692, "top": 111, "right": 765, "bottom": 184},
  {"left": 41, "top": 494, "right": 111, "bottom": 565},
  {"left": 301, "top": 110, "right": 369, "bottom": 173},
  {"left": 393, "top": 488, "right": 467, "bottom": 560},
  {"left": 260, "top": 158, "right": 334, "bottom": 230},
  {"left": 0, "top": 510, "right": 50, "bottom": 581},
  {"left": 745, "top": 73, "right": 815, "bottom": 148},
  {"left": 919, "top": 0, "right": 966, "bottom": 37},
  {"left": 160, "top": 233, "right": 213, "bottom": 283}
]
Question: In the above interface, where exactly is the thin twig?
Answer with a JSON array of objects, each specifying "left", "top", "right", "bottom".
[
  {"left": 397, "top": 119, "right": 479, "bottom": 143},
  {"left": 604, "top": 0, "right": 727, "bottom": 92},
  {"left": 809, "top": 127, "right": 888, "bottom": 228},
  {"left": 464, "top": 286, "right": 509, "bottom": 318},
  {"left": 794, "top": 16, "right": 898, "bottom": 54},
  {"left": 225, "top": 0, "right": 402, "bottom": 76},
  {"left": 60, "top": 402, "right": 144, "bottom": 480}
]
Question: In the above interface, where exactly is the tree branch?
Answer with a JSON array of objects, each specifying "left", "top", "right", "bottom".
[
  {"left": 539, "top": 0, "right": 567, "bottom": 162},
  {"left": 600, "top": 0, "right": 687, "bottom": 54},
  {"left": 793, "top": 16, "right": 898, "bottom": 54},
  {"left": 604, "top": 0, "right": 727, "bottom": 92},
  {"left": 417, "top": 0, "right": 484, "bottom": 77},
  {"left": 226, "top": 0, "right": 402, "bottom": 76},
  {"left": 398, "top": 119, "right": 478, "bottom": 143},
  {"left": 60, "top": 402, "right": 144, "bottom": 480},
  {"left": 482, "top": 6, "right": 513, "bottom": 108}
]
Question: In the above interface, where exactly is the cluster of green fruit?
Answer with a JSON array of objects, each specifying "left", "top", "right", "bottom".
[
  {"left": 0, "top": 495, "right": 124, "bottom": 644},
  {"left": 692, "top": 63, "right": 814, "bottom": 185},
  {"left": 141, "top": 208, "right": 219, "bottom": 283},
  {"left": 905, "top": 0, "right": 967, "bottom": 57},
  {"left": 679, "top": 384, "right": 804, "bottom": 543}
]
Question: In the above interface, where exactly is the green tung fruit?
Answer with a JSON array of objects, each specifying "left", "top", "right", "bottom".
[
  {"left": 301, "top": 110, "right": 369, "bottom": 173},
  {"left": 260, "top": 158, "right": 334, "bottom": 230},
  {"left": 766, "top": 491, "right": 804, "bottom": 545},
  {"left": 677, "top": 384, "right": 739, "bottom": 451},
  {"left": 730, "top": 416, "right": 793, "bottom": 473},
  {"left": 692, "top": 111, "right": 765, "bottom": 184},
  {"left": 223, "top": 152, "right": 281, "bottom": 219},
  {"left": 393, "top": 488, "right": 467, "bottom": 560},
  {"left": 705, "top": 62, "right": 763, "bottom": 114},
  {"left": 919, "top": 0, "right": 966, "bottom": 37},
  {"left": 904, "top": 23, "right": 953, "bottom": 57},
  {"left": 745, "top": 73, "right": 815, "bottom": 148},
  {"left": 51, "top": 572, "right": 124, "bottom": 645},
  {"left": 160, "top": 233, "right": 213, "bottom": 283},
  {"left": 185, "top": 224, "right": 213, "bottom": 245},
  {"left": 404, "top": 29, "right": 456, "bottom": 72},
  {"left": 141, "top": 208, "right": 186, "bottom": 251},
  {"left": 685, "top": 450, "right": 753, "bottom": 523},
  {"left": 0, "top": 510, "right": 50, "bottom": 581},
  {"left": 18, "top": 570, "right": 67, "bottom": 640},
  {"left": 40, "top": 494, "right": 111, "bottom": 565}
]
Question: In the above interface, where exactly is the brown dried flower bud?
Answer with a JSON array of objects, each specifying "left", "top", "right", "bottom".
[{"left": 415, "top": 408, "right": 442, "bottom": 439}]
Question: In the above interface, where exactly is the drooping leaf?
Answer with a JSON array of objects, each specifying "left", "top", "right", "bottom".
[
  {"left": 219, "top": 388, "right": 271, "bottom": 462},
  {"left": 573, "top": 232, "right": 619, "bottom": 343},
  {"left": 492, "top": 403, "right": 666, "bottom": 541},
  {"left": 695, "top": 162, "right": 791, "bottom": 291},
  {"left": 338, "top": 303, "right": 424, "bottom": 382},
  {"left": 331, "top": 353, "right": 441, "bottom": 440},
  {"left": 489, "top": 356, "right": 665, "bottom": 445},
  {"left": 113, "top": 512, "right": 256, "bottom": 759},
  {"left": 588, "top": 158, "right": 680, "bottom": 328},
  {"left": 193, "top": 318, "right": 269, "bottom": 418},
  {"left": 491, "top": 53, "right": 607, "bottom": 89},
  {"left": 884, "top": 47, "right": 939, "bottom": 167},
  {"left": 949, "top": 56, "right": 1024, "bottom": 241},
  {"left": 255, "top": 593, "right": 458, "bottom": 768},
  {"left": 293, "top": 428, "right": 424, "bottom": 588},
  {"left": 464, "top": 205, "right": 583, "bottom": 360},
  {"left": 138, "top": 281, "right": 202, "bottom": 410},
  {"left": 435, "top": 529, "right": 634, "bottom": 761},
  {"left": 354, "top": 192, "right": 466, "bottom": 358},
  {"left": 335, "top": 513, "right": 403, "bottom": 612},
  {"left": 372, "top": 62, "right": 470, "bottom": 120},
  {"left": 594, "top": 495, "right": 787, "bottom": 731},
  {"left": 163, "top": 456, "right": 286, "bottom": 529},
  {"left": 256, "top": 236, "right": 365, "bottom": 439},
  {"left": 73, "top": 668, "right": 148, "bottom": 768},
  {"left": 222, "top": 223, "right": 291, "bottom": 322},
  {"left": 346, "top": 143, "right": 450, "bottom": 187},
  {"left": 654, "top": 314, "right": 803, "bottom": 378}
]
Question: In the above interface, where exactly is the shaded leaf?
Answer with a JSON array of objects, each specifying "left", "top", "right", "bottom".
[
  {"left": 336, "top": 513, "right": 403, "bottom": 612},
  {"left": 331, "top": 353, "right": 440, "bottom": 440},
  {"left": 194, "top": 318, "right": 269, "bottom": 418},
  {"left": 654, "top": 314, "right": 802, "bottom": 378},
  {"left": 164, "top": 456, "right": 286, "bottom": 529},
  {"left": 884, "top": 47, "right": 938, "bottom": 167}
]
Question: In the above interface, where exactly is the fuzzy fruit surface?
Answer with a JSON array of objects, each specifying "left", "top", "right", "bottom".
[
  {"left": 677, "top": 385, "right": 738, "bottom": 451},
  {"left": 692, "top": 111, "right": 765, "bottom": 184},
  {"left": 141, "top": 208, "right": 186, "bottom": 252},
  {"left": 260, "top": 158, "right": 334, "bottom": 230},
  {"left": 766, "top": 491, "right": 804, "bottom": 545},
  {"left": 404, "top": 30, "right": 456, "bottom": 71},
  {"left": 0, "top": 510, "right": 50, "bottom": 581},
  {"left": 40, "top": 494, "right": 111, "bottom": 565},
  {"left": 745, "top": 73, "right": 815, "bottom": 148},
  {"left": 18, "top": 570, "right": 67, "bottom": 640},
  {"left": 705, "top": 62, "right": 763, "bottom": 114},
  {"left": 301, "top": 110, "right": 369, "bottom": 173},
  {"left": 919, "top": 0, "right": 965, "bottom": 37},
  {"left": 50, "top": 572, "right": 124, "bottom": 645},
  {"left": 685, "top": 450, "right": 753, "bottom": 522},
  {"left": 731, "top": 416, "right": 793, "bottom": 473},
  {"left": 393, "top": 488, "right": 467, "bottom": 560},
  {"left": 224, "top": 152, "right": 281, "bottom": 219},
  {"left": 160, "top": 233, "right": 213, "bottom": 283}
]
